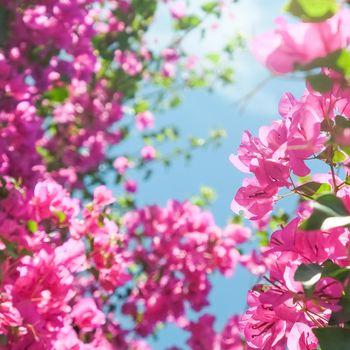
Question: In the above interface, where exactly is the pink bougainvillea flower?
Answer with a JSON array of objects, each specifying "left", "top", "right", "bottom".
[
  {"left": 141, "top": 145, "right": 157, "bottom": 160},
  {"left": 71, "top": 298, "right": 106, "bottom": 332},
  {"left": 170, "top": 1, "right": 186, "bottom": 20},
  {"left": 113, "top": 156, "right": 132, "bottom": 175},
  {"left": 136, "top": 111, "right": 154, "bottom": 130},
  {"left": 252, "top": 9, "right": 350, "bottom": 74}
]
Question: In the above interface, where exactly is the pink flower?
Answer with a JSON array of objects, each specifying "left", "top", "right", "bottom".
[
  {"left": 287, "top": 322, "right": 318, "bottom": 350},
  {"left": 93, "top": 185, "right": 115, "bottom": 208},
  {"left": 241, "top": 289, "right": 294, "bottom": 350},
  {"left": 136, "top": 111, "right": 154, "bottom": 130},
  {"left": 71, "top": 298, "right": 106, "bottom": 332},
  {"left": 240, "top": 250, "right": 266, "bottom": 276},
  {"left": 114, "top": 50, "right": 142, "bottom": 76},
  {"left": 286, "top": 104, "right": 326, "bottom": 176},
  {"left": 31, "top": 180, "right": 80, "bottom": 223},
  {"left": 162, "top": 48, "right": 178, "bottom": 62},
  {"left": 223, "top": 224, "right": 251, "bottom": 245},
  {"left": 170, "top": 1, "right": 186, "bottom": 20},
  {"left": 252, "top": 10, "right": 350, "bottom": 74},
  {"left": 0, "top": 298, "right": 22, "bottom": 335},
  {"left": 185, "top": 55, "right": 199, "bottom": 70},
  {"left": 113, "top": 156, "right": 132, "bottom": 175},
  {"left": 141, "top": 145, "right": 156, "bottom": 160},
  {"left": 161, "top": 62, "right": 176, "bottom": 78},
  {"left": 186, "top": 314, "right": 217, "bottom": 350},
  {"left": 219, "top": 315, "right": 244, "bottom": 350},
  {"left": 124, "top": 179, "right": 138, "bottom": 193},
  {"left": 231, "top": 178, "right": 277, "bottom": 220}
]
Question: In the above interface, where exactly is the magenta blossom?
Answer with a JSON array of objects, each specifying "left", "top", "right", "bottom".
[{"left": 71, "top": 298, "right": 106, "bottom": 332}]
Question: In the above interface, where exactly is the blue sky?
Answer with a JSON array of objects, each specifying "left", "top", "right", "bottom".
[{"left": 132, "top": 1, "right": 304, "bottom": 348}]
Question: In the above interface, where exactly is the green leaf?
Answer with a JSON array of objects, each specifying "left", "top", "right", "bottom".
[
  {"left": 230, "top": 214, "right": 243, "bottom": 224},
  {"left": 164, "top": 127, "right": 178, "bottom": 140},
  {"left": 285, "top": 0, "right": 338, "bottom": 22},
  {"left": 206, "top": 53, "right": 221, "bottom": 64},
  {"left": 26, "top": 220, "right": 38, "bottom": 234},
  {"left": 257, "top": 230, "right": 269, "bottom": 247},
  {"left": 200, "top": 186, "right": 216, "bottom": 202},
  {"left": 0, "top": 6, "right": 11, "bottom": 47},
  {"left": 295, "top": 181, "right": 330, "bottom": 198},
  {"left": 43, "top": 86, "right": 69, "bottom": 103},
  {"left": 0, "top": 177, "right": 8, "bottom": 199},
  {"left": 174, "top": 15, "right": 201, "bottom": 31},
  {"left": 329, "top": 293, "right": 350, "bottom": 324},
  {"left": 298, "top": 49, "right": 350, "bottom": 78},
  {"left": 313, "top": 327, "right": 350, "bottom": 350},
  {"left": 169, "top": 95, "right": 181, "bottom": 108},
  {"left": 322, "top": 259, "right": 350, "bottom": 281},
  {"left": 335, "top": 115, "right": 350, "bottom": 129},
  {"left": 134, "top": 100, "right": 149, "bottom": 113},
  {"left": 307, "top": 74, "right": 333, "bottom": 92},
  {"left": 333, "top": 149, "right": 347, "bottom": 163},
  {"left": 316, "top": 194, "right": 348, "bottom": 216},
  {"left": 201, "top": 1, "right": 219, "bottom": 13},
  {"left": 0, "top": 335, "right": 7, "bottom": 346},
  {"left": 294, "top": 263, "right": 322, "bottom": 289},
  {"left": 187, "top": 75, "right": 207, "bottom": 88},
  {"left": 220, "top": 67, "right": 234, "bottom": 84},
  {"left": 54, "top": 211, "right": 66, "bottom": 224},
  {"left": 1, "top": 239, "right": 19, "bottom": 259},
  {"left": 300, "top": 194, "right": 349, "bottom": 231}
]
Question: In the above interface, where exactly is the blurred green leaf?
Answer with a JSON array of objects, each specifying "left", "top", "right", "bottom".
[
  {"left": 174, "top": 15, "right": 201, "bottom": 30},
  {"left": 295, "top": 181, "right": 331, "bottom": 198},
  {"left": 206, "top": 53, "right": 221, "bottom": 64},
  {"left": 294, "top": 263, "right": 322, "bottom": 296},
  {"left": 300, "top": 194, "right": 349, "bottom": 231},
  {"left": 26, "top": 220, "right": 38, "bottom": 234},
  {"left": 307, "top": 74, "right": 332, "bottom": 92},
  {"left": 285, "top": 0, "right": 338, "bottom": 22},
  {"left": 43, "top": 86, "right": 69, "bottom": 103},
  {"left": 313, "top": 327, "right": 350, "bottom": 350},
  {"left": 298, "top": 49, "right": 350, "bottom": 78},
  {"left": 134, "top": 100, "right": 149, "bottom": 113},
  {"left": 201, "top": 1, "right": 219, "bottom": 13}
]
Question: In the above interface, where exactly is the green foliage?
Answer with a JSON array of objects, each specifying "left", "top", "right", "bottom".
[
  {"left": 54, "top": 211, "right": 66, "bottom": 224},
  {"left": 201, "top": 1, "right": 219, "bottom": 14},
  {"left": 0, "top": 6, "right": 10, "bottom": 47},
  {"left": 134, "top": 100, "right": 149, "bottom": 113},
  {"left": 313, "top": 327, "right": 350, "bottom": 350},
  {"left": 307, "top": 74, "right": 333, "bottom": 92},
  {"left": 191, "top": 186, "right": 217, "bottom": 207},
  {"left": 26, "top": 220, "right": 38, "bottom": 234},
  {"left": 257, "top": 231, "right": 269, "bottom": 247},
  {"left": 0, "top": 177, "right": 9, "bottom": 199},
  {"left": 329, "top": 293, "right": 350, "bottom": 324},
  {"left": 298, "top": 49, "right": 350, "bottom": 78},
  {"left": 285, "top": 0, "right": 338, "bottom": 22},
  {"left": 219, "top": 67, "right": 234, "bottom": 84},
  {"left": 294, "top": 263, "right": 322, "bottom": 295},
  {"left": 206, "top": 53, "right": 221, "bottom": 64},
  {"left": 295, "top": 260, "right": 350, "bottom": 297},
  {"left": 43, "top": 86, "right": 69, "bottom": 103},
  {"left": 174, "top": 15, "right": 201, "bottom": 30},
  {"left": 300, "top": 194, "right": 350, "bottom": 231},
  {"left": 295, "top": 181, "right": 332, "bottom": 198}
]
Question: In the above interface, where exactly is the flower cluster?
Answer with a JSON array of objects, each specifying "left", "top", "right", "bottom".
[
  {"left": 122, "top": 201, "right": 247, "bottom": 335},
  {"left": 234, "top": 2, "right": 350, "bottom": 349},
  {"left": 0, "top": 178, "right": 249, "bottom": 348},
  {"left": 0, "top": 0, "right": 246, "bottom": 348}
]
